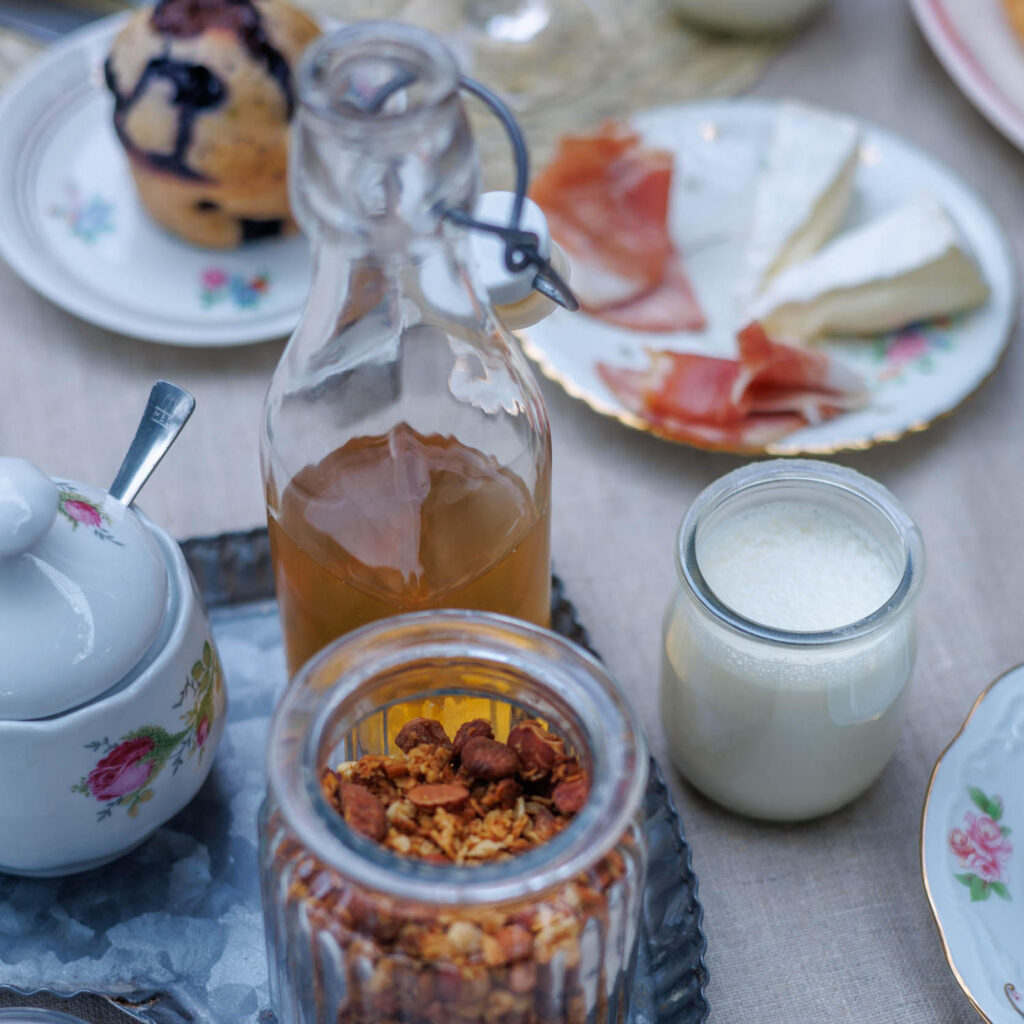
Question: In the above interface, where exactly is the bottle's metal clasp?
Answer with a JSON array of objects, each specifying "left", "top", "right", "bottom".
[
  {"left": 352, "top": 69, "right": 579, "bottom": 313},
  {"left": 447, "top": 75, "right": 579, "bottom": 313}
]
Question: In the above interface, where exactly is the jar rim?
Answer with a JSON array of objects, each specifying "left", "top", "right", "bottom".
[
  {"left": 266, "top": 610, "right": 648, "bottom": 907},
  {"left": 675, "top": 459, "right": 925, "bottom": 647}
]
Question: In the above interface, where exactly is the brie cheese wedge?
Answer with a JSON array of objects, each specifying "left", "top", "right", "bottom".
[
  {"left": 743, "top": 102, "right": 861, "bottom": 300},
  {"left": 749, "top": 197, "right": 990, "bottom": 341}
]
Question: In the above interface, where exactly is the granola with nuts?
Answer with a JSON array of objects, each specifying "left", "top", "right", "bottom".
[
  {"left": 264, "top": 715, "right": 640, "bottom": 1024},
  {"left": 321, "top": 717, "right": 590, "bottom": 865}
]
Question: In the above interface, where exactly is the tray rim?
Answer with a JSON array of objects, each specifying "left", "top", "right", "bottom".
[
  {"left": 1, "top": 528, "right": 708, "bottom": 1024},
  {"left": 180, "top": 526, "right": 709, "bottom": 1021}
]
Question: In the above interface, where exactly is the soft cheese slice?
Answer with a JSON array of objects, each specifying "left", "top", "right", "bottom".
[
  {"left": 743, "top": 102, "right": 861, "bottom": 300},
  {"left": 749, "top": 198, "right": 990, "bottom": 341}
]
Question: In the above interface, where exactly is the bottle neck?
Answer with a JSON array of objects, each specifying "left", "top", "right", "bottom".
[
  {"left": 290, "top": 23, "right": 480, "bottom": 253},
  {"left": 285, "top": 220, "right": 485, "bottom": 374}
]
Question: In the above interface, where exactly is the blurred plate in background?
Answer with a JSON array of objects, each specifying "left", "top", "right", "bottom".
[
  {"left": 0, "top": 14, "right": 309, "bottom": 346},
  {"left": 0, "top": 0, "right": 135, "bottom": 40},
  {"left": 909, "top": 0, "right": 1024, "bottom": 153}
]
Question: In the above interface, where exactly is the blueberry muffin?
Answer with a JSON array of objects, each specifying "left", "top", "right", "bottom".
[{"left": 105, "top": 0, "right": 319, "bottom": 248}]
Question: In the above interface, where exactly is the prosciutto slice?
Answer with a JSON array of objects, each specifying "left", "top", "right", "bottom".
[
  {"left": 529, "top": 122, "right": 706, "bottom": 332},
  {"left": 597, "top": 322, "right": 867, "bottom": 449}
]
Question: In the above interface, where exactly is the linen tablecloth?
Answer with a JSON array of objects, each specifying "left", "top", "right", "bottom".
[{"left": 2, "top": 0, "right": 1022, "bottom": 1020}]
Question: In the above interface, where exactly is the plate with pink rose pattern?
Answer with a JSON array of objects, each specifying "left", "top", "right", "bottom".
[
  {"left": 0, "top": 15, "right": 310, "bottom": 346},
  {"left": 921, "top": 664, "right": 1024, "bottom": 1023}
]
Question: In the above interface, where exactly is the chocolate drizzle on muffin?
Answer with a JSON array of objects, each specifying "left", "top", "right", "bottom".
[
  {"left": 151, "top": 0, "right": 296, "bottom": 116},
  {"left": 105, "top": 56, "right": 226, "bottom": 180}
]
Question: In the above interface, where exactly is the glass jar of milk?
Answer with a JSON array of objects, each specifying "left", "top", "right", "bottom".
[{"left": 661, "top": 460, "right": 924, "bottom": 821}]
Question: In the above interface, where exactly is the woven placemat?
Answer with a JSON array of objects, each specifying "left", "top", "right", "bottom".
[
  {"left": 0, "top": 0, "right": 778, "bottom": 177},
  {"left": 296, "top": 0, "right": 778, "bottom": 182}
]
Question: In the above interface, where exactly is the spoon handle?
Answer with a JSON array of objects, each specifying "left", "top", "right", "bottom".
[{"left": 109, "top": 381, "right": 195, "bottom": 507}]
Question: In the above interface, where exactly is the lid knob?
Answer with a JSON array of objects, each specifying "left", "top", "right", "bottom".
[{"left": 0, "top": 458, "right": 58, "bottom": 558}]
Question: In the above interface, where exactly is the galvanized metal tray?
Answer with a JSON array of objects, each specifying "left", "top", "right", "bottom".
[{"left": 0, "top": 529, "right": 708, "bottom": 1024}]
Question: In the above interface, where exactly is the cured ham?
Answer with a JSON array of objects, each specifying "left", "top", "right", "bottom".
[
  {"left": 529, "top": 122, "right": 706, "bottom": 332},
  {"left": 592, "top": 256, "right": 705, "bottom": 333},
  {"left": 596, "top": 322, "right": 867, "bottom": 449}
]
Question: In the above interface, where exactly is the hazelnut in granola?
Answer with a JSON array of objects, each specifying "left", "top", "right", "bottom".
[{"left": 322, "top": 717, "right": 590, "bottom": 865}]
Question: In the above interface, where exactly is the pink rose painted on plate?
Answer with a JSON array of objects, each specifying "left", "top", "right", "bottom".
[
  {"left": 874, "top": 319, "right": 953, "bottom": 383},
  {"left": 199, "top": 267, "right": 270, "bottom": 309},
  {"left": 949, "top": 828, "right": 973, "bottom": 860},
  {"left": 201, "top": 268, "right": 228, "bottom": 291},
  {"left": 949, "top": 787, "right": 1012, "bottom": 901},
  {"left": 886, "top": 331, "right": 929, "bottom": 364}
]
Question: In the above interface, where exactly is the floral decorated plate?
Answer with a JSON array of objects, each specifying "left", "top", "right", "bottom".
[
  {"left": 0, "top": 15, "right": 309, "bottom": 346},
  {"left": 921, "top": 664, "right": 1024, "bottom": 1022},
  {"left": 518, "top": 99, "right": 1017, "bottom": 454},
  {"left": 909, "top": 0, "right": 1024, "bottom": 155}
]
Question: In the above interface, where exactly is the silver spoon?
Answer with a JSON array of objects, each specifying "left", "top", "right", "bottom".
[{"left": 109, "top": 381, "right": 195, "bottom": 507}]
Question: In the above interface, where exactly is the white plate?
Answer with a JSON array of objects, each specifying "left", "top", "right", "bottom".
[
  {"left": 519, "top": 99, "right": 1017, "bottom": 455},
  {"left": 0, "top": 15, "right": 310, "bottom": 346},
  {"left": 921, "top": 665, "right": 1024, "bottom": 1023},
  {"left": 909, "top": 0, "right": 1024, "bottom": 154}
]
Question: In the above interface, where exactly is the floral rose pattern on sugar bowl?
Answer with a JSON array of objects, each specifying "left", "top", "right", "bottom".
[
  {"left": 48, "top": 183, "right": 114, "bottom": 244},
  {"left": 56, "top": 485, "right": 122, "bottom": 545},
  {"left": 948, "top": 787, "right": 1012, "bottom": 901},
  {"left": 199, "top": 267, "right": 270, "bottom": 309},
  {"left": 72, "top": 642, "right": 223, "bottom": 821}
]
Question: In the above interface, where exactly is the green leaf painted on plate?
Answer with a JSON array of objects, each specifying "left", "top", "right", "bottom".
[
  {"left": 968, "top": 786, "right": 1002, "bottom": 820},
  {"left": 970, "top": 876, "right": 991, "bottom": 902},
  {"left": 991, "top": 882, "right": 1011, "bottom": 901},
  {"left": 955, "top": 873, "right": 974, "bottom": 887}
]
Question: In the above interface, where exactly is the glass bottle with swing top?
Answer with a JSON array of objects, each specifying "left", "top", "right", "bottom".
[{"left": 261, "top": 21, "right": 575, "bottom": 681}]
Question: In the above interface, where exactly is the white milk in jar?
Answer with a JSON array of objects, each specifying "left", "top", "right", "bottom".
[{"left": 660, "top": 460, "right": 924, "bottom": 821}]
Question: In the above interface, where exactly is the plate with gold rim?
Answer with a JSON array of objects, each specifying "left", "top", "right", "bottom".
[
  {"left": 517, "top": 99, "right": 1017, "bottom": 455},
  {"left": 0, "top": 14, "right": 309, "bottom": 347},
  {"left": 921, "top": 664, "right": 1024, "bottom": 1023}
]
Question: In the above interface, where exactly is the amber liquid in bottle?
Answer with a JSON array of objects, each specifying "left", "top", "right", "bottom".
[{"left": 269, "top": 423, "right": 551, "bottom": 677}]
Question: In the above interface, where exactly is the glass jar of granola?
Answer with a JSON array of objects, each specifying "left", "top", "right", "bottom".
[{"left": 259, "top": 610, "right": 649, "bottom": 1024}]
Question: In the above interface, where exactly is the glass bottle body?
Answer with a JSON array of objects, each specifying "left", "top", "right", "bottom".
[{"left": 260, "top": 24, "right": 552, "bottom": 677}]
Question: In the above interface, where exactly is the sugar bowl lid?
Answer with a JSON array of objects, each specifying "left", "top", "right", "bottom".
[{"left": 0, "top": 457, "right": 168, "bottom": 720}]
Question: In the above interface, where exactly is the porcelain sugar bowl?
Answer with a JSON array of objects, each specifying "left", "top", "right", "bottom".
[{"left": 0, "top": 457, "right": 226, "bottom": 876}]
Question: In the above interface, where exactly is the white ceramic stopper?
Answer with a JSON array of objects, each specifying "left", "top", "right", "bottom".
[{"left": 471, "top": 191, "right": 552, "bottom": 307}]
